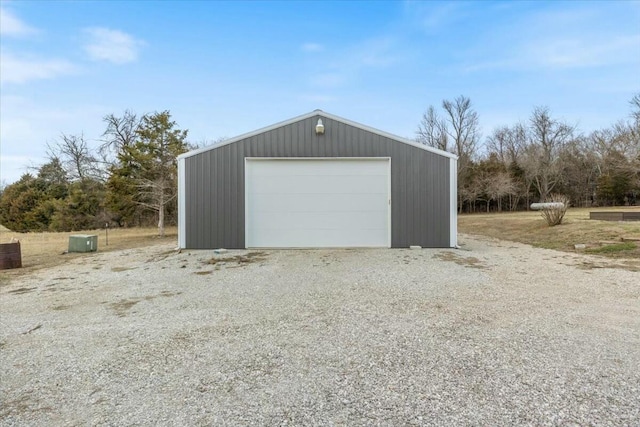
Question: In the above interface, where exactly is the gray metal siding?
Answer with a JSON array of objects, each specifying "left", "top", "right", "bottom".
[{"left": 184, "top": 115, "right": 450, "bottom": 248}]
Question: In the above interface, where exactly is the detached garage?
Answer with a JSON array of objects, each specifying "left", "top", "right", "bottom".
[{"left": 178, "top": 110, "right": 457, "bottom": 249}]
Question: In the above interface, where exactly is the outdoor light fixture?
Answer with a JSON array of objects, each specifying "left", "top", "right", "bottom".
[{"left": 315, "top": 118, "right": 325, "bottom": 135}]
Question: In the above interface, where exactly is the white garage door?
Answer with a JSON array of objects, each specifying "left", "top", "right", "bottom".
[{"left": 245, "top": 158, "right": 390, "bottom": 248}]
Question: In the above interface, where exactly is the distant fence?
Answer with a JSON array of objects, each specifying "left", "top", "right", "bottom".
[{"left": 590, "top": 212, "right": 640, "bottom": 221}]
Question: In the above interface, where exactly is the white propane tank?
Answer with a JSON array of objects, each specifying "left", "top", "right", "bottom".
[{"left": 530, "top": 202, "right": 565, "bottom": 210}]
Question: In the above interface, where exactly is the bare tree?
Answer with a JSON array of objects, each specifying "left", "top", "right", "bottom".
[
  {"left": 585, "top": 121, "right": 640, "bottom": 205},
  {"left": 442, "top": 95, "right": 481, "bottom": 170},
  {"left": 484, "top": 171, "right": 516, "bottom": 212},
  {"left": 522, "top": 107, "right": 575, "bottom": 201},
  {"left": 47, "top": 133, "right": 101, "bottom": 181},
  {"left": 630, "top": 92, "right": 640, "bottom": 127},
  {"left": 417, "top": 96, "right": 482, "bottom": 212},
  {"left": 486, "top": 123, "right": 527, "bottom": 165},
  {"left": 441, "top": 95, "right": 481, "bottom": 212},
  {"left": 100, "top": 110, "right": 140, "bottom": 167},
  {"left": 557, "top": 137, "right": 599, "bottom": 207},
  {"left": 416, "top": 106, "right": 448, "bottom": 151},
  {"left": 459, "top": 177, "right": 482, "bottom": 213}
]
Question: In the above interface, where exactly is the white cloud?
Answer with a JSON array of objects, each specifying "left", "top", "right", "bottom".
[
  {"left": 0, "top": 51, "right": 77, "bottom": 84},
  {"left": 301, "top": 43, "right": 324, "bottom": 52},
  {"left": 465, "top": 34, "right": 640, "bottom": 73},
  {"left": 0, "top": 7, "right": 38, "bottom": 37},
  {"left": 83, "top": 27, "right": 144, "bottom": 64},
  {"left": 526, "top": 35, "right": 640, "bottom": 69},
  {"left": 307, "top": 37, "right": 399, "bottom": 88},
  {"left": 0, "top": 9, "right": 77, "bottom": 85},
  {"left": 402, "top": 1, "right": 465, "bottom": 32}
]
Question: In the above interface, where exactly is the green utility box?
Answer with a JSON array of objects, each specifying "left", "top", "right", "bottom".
[{"left": 68, "top": 235, "right": 98, "bottom": 253}]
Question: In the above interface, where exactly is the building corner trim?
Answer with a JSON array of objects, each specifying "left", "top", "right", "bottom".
[
  {"left": 178, "top": 157, "right": 186, "bottom": 248},
  {"left": 450, "top": 157, "right": 458, "bottom": 248}
]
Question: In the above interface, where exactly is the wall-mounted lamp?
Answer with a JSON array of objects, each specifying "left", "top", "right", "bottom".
[{"left": 315, "top": 118, "right": 325, "bottom": 135}]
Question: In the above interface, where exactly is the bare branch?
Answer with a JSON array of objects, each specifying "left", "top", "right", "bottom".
[
  {"left": 49, "top": 133, "right": 103, "bottom": 182},
  {"left": 416, "top": 106, "right": 449, "bottom": 151},
  {"left": 100, "top": 110, "right": 141, "bottom": 166},
  {"left": 442, "top": 95, "right": 481, "bottom": 170}
]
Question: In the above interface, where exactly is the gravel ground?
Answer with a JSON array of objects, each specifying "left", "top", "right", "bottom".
[{"left": 1, "top": 234, "right": 639, "bottom": 426}]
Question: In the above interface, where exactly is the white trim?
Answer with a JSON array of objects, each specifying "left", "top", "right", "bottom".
[
  {"left": 388, "top": 157, "right": 392, "bottom": 248},
  {"left": 178, "top": 110, "right": 458, "bottom": 161},
  {"left": 449, "top": 157, "right": 458, "bottom": 248},
  {"left": 244, "top": 157, "right": 391, "bottom": 249},
  {"left": 244, "top": 156, "right": 388, "bottom": 161},
  {"left": 244, "top": 157, "right": 249, "bottom": 248},
  {"left": 178, "top": 157, "right": 186, "bottom": 248}
]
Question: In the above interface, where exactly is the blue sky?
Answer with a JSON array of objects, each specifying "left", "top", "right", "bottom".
[{"left": 1, "top": 0, "right": 639, "bottom": 185}]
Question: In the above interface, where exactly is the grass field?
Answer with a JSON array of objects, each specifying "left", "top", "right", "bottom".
[
  {"left": 0, "top": 226, "right": 177, "bottom": 277},
  {"left": 459, "top": 206, "right": 640, "bottom": 258},
  {"left": 1, "top": 206, "right": 639, "bottom": 278}
]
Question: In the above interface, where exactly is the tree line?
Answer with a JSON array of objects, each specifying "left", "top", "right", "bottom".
[
  {"left": 0, "top": 111, "right": 190, "bottom": 235},
  {"left": 1, "top": 96, "right": 638, "bottom": 233},
  {"left": 417, "top": 94, "right": 640, "bottom": 212}
]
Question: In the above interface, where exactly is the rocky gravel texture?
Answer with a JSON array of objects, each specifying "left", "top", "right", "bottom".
[{"left": 1, "top": 234, "right": 639, "bottom": 426}]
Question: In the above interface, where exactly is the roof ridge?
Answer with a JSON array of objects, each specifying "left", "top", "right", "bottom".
[{"left": 178, "top": 110, "right": 457, "bottom": 160}]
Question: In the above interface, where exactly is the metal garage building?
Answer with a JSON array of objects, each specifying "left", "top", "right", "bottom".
[{"left": 177, "top": 110, "right": 457, "bottom": 249}]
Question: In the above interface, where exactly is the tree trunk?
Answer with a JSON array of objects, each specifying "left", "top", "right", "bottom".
[{"left": 158, "top": 191, "right": 165, "bottom": 237}]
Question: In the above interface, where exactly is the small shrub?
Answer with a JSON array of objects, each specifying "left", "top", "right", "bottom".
[{"left": 540, "top": 194, "right": 570, "bottom": 226}]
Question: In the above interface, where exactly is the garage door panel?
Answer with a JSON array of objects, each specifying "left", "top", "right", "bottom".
[
  {"left": 250, "top": 174, "right": 388, "bottom": 195},
  {"left": 250, "top": 193, "right": 387, "bottom": 213},
  {"left": 249, "top": 159, "right": 386, "bottom": 176},
  {"left": 246, "top": 158, "right": 390, "bottom": 248},
  {"left": 249, "top": 210, "right": 388, "bottom": 232},
  {"left": 252, "top": 227, "right": 388, "bottom": 248}
]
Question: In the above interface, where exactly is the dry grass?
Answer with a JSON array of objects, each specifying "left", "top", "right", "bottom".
[
  {"left": 2, "top": 206, "right": 639, "bottom": 279},
  {"left": 459, "top": 206, "right": 640, "bottom": 259},
  {"left": 0, "top": 226, "right": 177, "bottom": 278}
]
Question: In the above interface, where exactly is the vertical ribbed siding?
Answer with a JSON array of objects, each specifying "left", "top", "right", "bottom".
[{"left": 184, "top": 115, "right": 451, "bottom": 249}]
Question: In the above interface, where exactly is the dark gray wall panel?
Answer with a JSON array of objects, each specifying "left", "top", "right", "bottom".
[{"left": 184, "top": 114, "right": 451, "bottom": 249}]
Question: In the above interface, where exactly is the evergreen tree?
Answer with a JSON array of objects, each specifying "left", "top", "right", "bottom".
[{"left": 110, "top": 111, "right": 189, "bottom": 236}]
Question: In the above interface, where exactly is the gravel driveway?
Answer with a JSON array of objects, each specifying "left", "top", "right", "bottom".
[{"left": 1, "top": 234, "right": 639, "bottom": 426}]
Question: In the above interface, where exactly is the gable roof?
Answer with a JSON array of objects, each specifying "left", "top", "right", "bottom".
[{"left": 178, "top": 110, "right": 458, "bottom": 160}]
